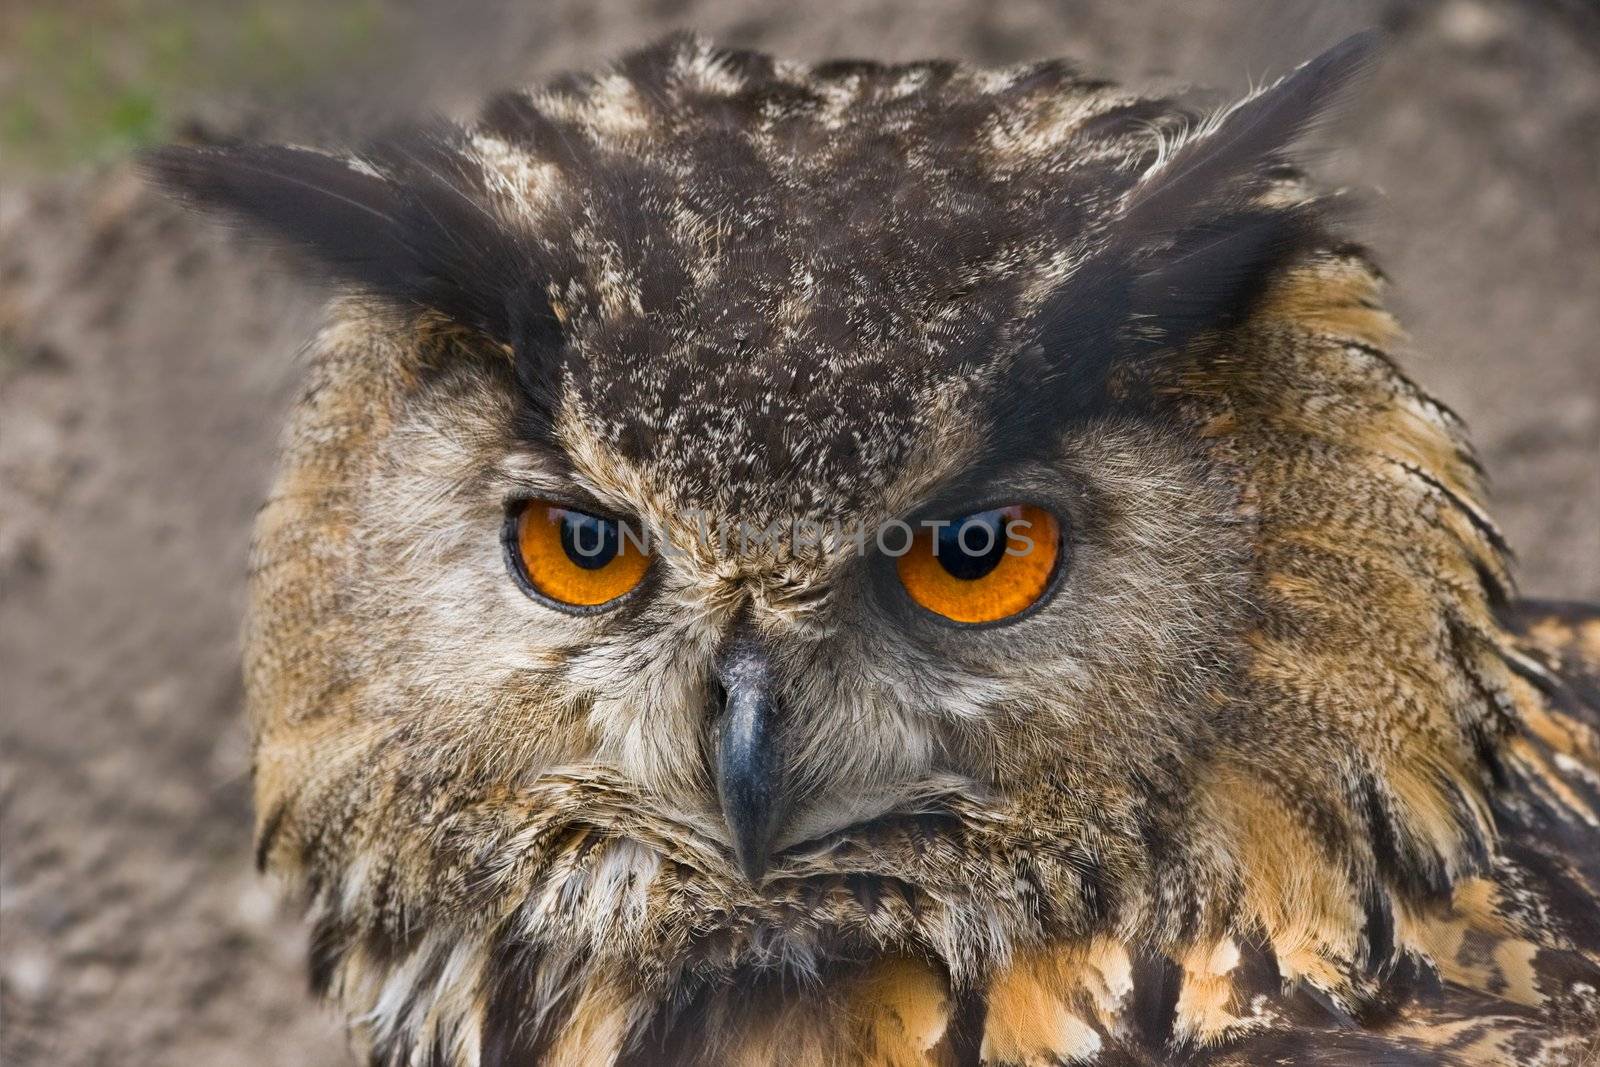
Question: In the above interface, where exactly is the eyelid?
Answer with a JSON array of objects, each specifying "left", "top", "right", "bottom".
[
  {"left": 897, "top": 496, "right": 1044, "bottom": 540},
  {"left": 500, "top": 487, "right": 620, "bottom": 524},
  {"left": 897, "top": 465, "right": 1056, "bottom": 524}
]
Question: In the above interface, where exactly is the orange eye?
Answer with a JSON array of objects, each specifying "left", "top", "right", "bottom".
[
  {"left": 510, "top": 501, "right": 651, "bottom": 609},
  {"left": 896, "top": 505, "right": 1062, "bottom": 624}
]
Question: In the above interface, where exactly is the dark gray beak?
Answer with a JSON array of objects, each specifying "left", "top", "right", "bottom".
[{"left": 712, "top": 642, "right": 784, "bottom": 884}]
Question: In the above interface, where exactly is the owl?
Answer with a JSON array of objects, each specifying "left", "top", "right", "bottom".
[{"left": 148, "top": 31, "right": 1600, "bottom": 1067}]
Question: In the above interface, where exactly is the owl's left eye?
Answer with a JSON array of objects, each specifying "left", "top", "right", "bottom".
[{"left": 506, "top": 500, "right": 652, "bottom": 610}]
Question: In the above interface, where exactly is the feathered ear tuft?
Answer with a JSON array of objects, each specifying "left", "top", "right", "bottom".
[
  {"left": 1120, "top": 29, "right": 1379, "bottom": 243},
  {"left": 143, "top": 132, "right": 553, "bottom": 346},
  {"left": 1113, "top": 31, "right": 1378, "bottom": 350},
  {"left": 1023, "top": 31, "right": 1380, "bottom": 420}
]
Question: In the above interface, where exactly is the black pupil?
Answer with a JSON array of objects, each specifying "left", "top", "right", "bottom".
[
  {"left": 937, "top": 510, "right": 1009, "bottom": 581},
  {"left": 559, "top": 511, "right": 620, "bottom": 570}
]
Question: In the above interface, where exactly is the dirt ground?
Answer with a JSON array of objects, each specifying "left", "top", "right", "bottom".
[{"left": 1, "top": 2, "right": 1595, "bottom": 1064}]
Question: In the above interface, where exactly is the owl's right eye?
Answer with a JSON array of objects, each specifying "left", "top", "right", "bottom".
[
  {"left": 506, "top": 500, "right": 652, "bottom": 610},
  {"left": 896, "top": 504, "right": 1062, "bottom": 624}
]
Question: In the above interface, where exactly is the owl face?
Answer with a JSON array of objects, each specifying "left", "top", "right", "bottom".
[
  {"left": 150, "top": 28, "right": 1541, "bottom": 1057},
  {"left": 356, "top": 346, "right": 1244, "bottom": 881}
]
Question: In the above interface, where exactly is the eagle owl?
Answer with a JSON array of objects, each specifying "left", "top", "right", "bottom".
[{"left": 149, "top": 32, "right": 1600, "bottom": 1066}]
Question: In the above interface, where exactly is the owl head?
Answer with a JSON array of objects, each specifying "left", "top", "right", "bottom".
[{"left": 149, "top": 31, "right": 1541, "bottom": 1063}]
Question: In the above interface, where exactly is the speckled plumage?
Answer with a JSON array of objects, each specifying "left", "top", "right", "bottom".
[{"left": 152, "top": 33, "right": 1600, "bottom": 1066}]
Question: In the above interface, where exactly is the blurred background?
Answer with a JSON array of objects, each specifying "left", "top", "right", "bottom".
[{"left": 0, "top": 1, "right": 1595, "bottom": 1064}]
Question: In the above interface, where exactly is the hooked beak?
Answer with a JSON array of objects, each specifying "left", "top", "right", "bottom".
[{"left": 712, "top": 642, "right": 784, "bottom": 884}]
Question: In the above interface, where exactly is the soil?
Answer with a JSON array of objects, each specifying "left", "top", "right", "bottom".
[{"left": 1, "top": 2, "right": 1596, "bottom": 1064}]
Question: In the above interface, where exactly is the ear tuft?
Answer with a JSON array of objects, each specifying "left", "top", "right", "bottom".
[
  {"left": 1112, "top": 31, "right": 1380, "bottom": 352},
  {"left": 1121, "top": 29, "right": 1380, "bottom": 243},
  {"left": 143, "top": 133, "right": 546, "bottom": 345},
  {"left": 1017, "top": 33, "right": 1380, "bottom": 428},
  {"left": 144, "top": 143, "right": 408, "bottom": 281}
]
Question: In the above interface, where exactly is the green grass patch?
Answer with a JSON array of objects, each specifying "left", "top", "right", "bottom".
[{"left": 0, "top": 0, "right": 387, "bottom": 172}]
